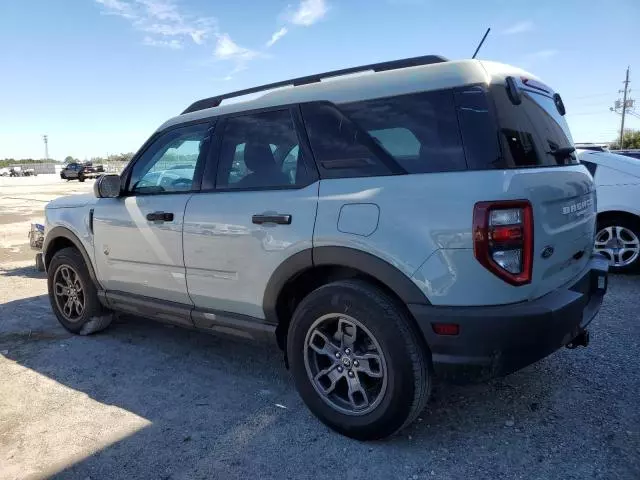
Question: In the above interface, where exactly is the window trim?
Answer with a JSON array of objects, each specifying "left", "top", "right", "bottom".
[
  {"left": 120, "top": 118, "right": 215, "bottom": 197},
  {"left": 200, "top": 104, "right": 319, "bottom": 193}
]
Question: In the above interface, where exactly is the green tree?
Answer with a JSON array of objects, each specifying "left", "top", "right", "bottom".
[
  {"left": 611, "top": 130, "right": 640, "bottom": 149},
  {"left": 63, "top": 156, "right": 75, "bottom": 164}
]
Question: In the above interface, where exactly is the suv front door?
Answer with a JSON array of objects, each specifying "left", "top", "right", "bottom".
[
  {"left": 183, "top": 108, "right": 318, "bottom": 324},
  {"left": 92, "top": 122, "right": 212, "bottom": 313}
]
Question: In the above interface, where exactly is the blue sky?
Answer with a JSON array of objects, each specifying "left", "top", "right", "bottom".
[{"left": 1, "top": 0, "right": 639, "bottom": 160}]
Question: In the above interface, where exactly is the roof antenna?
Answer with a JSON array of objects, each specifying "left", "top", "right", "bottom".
[{"left": 472, "top": 27, "right": 491, "bottom": 59}]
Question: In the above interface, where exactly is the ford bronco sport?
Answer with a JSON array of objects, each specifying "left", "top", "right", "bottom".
[{"left": 42, "top": 55, "right": 608, "bottom": 440}]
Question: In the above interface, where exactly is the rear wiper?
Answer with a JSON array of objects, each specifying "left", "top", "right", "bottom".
[
  {"left": 547, "top": 147, "right": 576, "bottom": 162},
  {"left": 547, "top": 146, "right": 576, "bottom": 160}
]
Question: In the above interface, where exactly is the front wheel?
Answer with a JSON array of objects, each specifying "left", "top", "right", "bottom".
[
  {"left": 287, "top": 280, "right": 431, "bottom": 440},
  {"left": 595, "top": 216, "right": 640, "bottom": 273},
  {"left": 47, "top": 247, "right": 112, "bottom": 335}
]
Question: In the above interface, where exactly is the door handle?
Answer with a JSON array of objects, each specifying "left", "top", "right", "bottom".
[
  {"left": 146, "top": 211, "right": 174, "bottom": 222},
  {"left": 252, "top": 214, "right": 292, "bottom": 225}
]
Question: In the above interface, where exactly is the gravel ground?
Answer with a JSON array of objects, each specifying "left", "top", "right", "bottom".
[{"left": 1, "top": 176, "right": 639, "bottom": 479}]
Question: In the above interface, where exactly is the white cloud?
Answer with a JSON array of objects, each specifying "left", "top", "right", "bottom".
[
  {"left": 213, "top": 34, "right": 265, "bottom": 80},
  {"left": 266, "top": 27, "right": 288, "bottom": 47},
  {"left": 95, "top": 0, "right": 136, "bottom": 19},
  {"left": 94, "top": 0, "right": 216, "bottom": 47},
  {"left": 529, "top": 49, "right": 558, "bottom": 59},
  {"left": 519, "top": 49, "right": 559, "bottom": 69},
  {"left": 503, "top": 20, "right": 534, "bottom": 35},
  {"left": 214, "top": 34, "right": 259, "bottom": 61},
  {"left": 288, "top": 0, "right": 328, "bottom": 26},
  {"left": 136, "top": 0, "right": 181, "bottom": 22},
  {"left": 142, "top": 36, "right": 182, "bottom": 49}
]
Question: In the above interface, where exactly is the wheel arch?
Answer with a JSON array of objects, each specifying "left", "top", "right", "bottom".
[
  {"left": 597, "top": 209, "right": 640, "bottom": 227},
  {"left": 263, "top": 247, "right": 430, "bottom": 350},
  {"left": 43, "top": 226, "right": 99, "bottom": 285}
]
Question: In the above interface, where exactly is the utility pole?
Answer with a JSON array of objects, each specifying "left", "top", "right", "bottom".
[
  {"left": 43, "top": 135, "right": 49, "bottom": 161},
  {"left": 619, "top": 67, "right": 630, "bottom": 148}
]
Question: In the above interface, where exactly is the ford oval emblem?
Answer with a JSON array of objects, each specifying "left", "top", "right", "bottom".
[{"left": 541, "top": 246, "right": 555, "bottom": 259}]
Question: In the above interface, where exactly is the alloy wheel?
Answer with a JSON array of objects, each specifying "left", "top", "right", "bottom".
[
  {"left": 303, "top": 313, "right": 388, "bottom": 416},
  {"left": 595, "top": 225, "right": 640, "bottom": 268},
  {"left": 53, "top": 264, "right": 85, "bottom": 322}
]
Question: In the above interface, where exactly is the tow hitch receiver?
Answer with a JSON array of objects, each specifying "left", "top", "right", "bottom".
[{"left": 566, "top": 330, "right": 590, "bottom": 349}]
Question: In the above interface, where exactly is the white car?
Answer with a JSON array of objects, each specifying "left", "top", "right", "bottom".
[{"left": 578, "top": 149, "right": 640, "bottom": 272}]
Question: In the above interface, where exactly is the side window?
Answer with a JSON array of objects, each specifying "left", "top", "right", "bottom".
[
  {"left": 216, "top": 110, "right": 306, "bottom": 189},
  {"left": 301, "top": 103, "right": 393, "bottom": 178},
  {"left": 340, "top": 90, "right": 467, "bottom": 174},
  {"left": 129, "top": 123, "right": 209, "bottom": 195}
]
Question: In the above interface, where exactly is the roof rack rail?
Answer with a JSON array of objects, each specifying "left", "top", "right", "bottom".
[{"left": 181, "top": 54, "right": 448, "bottom": 115}]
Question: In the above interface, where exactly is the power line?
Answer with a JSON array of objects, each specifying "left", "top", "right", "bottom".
[
  {"left": 568, "top": 93, "right": 612, "bottom": 99},
  {"left": 568, "top": 111, "right": 613, "bottom": 116}
]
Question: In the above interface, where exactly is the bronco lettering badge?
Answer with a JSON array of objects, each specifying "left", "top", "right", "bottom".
[{"left": 562, "top": 198, "right": 593, "bottom": 215}]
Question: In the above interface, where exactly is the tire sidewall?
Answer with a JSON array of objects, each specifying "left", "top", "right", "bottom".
[
  {"left": 47, "top": 248, "right": 101, "bottom": 333},
  {"left": 287, "top": 282, "right": 424, "bottom": 439}
]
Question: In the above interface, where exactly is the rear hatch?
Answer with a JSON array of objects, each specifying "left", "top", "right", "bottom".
[{"left": 490, "top": 77, "right": 596, "bottom": 298}]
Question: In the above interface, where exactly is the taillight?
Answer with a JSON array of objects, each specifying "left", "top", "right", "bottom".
[{"left": 473, "top": 201, "right": 533, "bottom": 286}]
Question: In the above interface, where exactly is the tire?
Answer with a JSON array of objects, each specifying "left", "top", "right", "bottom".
[
  {"left": 287, "top": 280, "right": 431, "bottom": 440},
  {"left": 595, "top": 216, "right": 640, "bottom": 273},
  {"left": 47, "top": 247, "right": 112, "bottom": 335},
  {"left": 78, "top": 173, "right": 85, "bottom": 182}
]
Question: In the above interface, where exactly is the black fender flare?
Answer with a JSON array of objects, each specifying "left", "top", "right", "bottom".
[
  {"left": 43, "top": 226, "right": 99, "bottom": 285},
  {"left": 263, "top": 246, "right": 430, "bottom": 325}
]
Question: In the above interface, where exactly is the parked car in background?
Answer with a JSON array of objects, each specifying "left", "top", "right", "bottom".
[
  {"left": 575, "top": 143, "right": 610, "bottom": 152},
  {"left": 9, "top": 167, "right": 23, "bottom": 177},
  {"left": 578, "top": 149, "right": 640, "bottom": 272},
  {"left": 612, "top": 149, "right": 640, "bottom": 160},
  {"left": 0, "top": 167, "right": 9, "bottom": 176},
  {"left": 23, "top": 167, "right": 37, "bottom": 176},
  {"left": 60, "top": 162, "right": 99, "bottom": 182}
]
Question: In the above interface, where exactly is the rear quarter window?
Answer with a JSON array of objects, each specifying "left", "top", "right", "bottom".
[{"left": 340, "top": 90, "right": 467, "bottom": 174}]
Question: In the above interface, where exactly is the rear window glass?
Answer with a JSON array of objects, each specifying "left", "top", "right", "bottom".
[
  {"left": 491, "top": 85, "right": 577, "bottom": 167},
  {"left": 341, "top": 90, "right": 467, "bottom": 173}
]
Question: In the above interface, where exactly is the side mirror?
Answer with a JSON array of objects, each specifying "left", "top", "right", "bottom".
[{"left": 94, "top": 174, "right": 121, "bottom": 198}]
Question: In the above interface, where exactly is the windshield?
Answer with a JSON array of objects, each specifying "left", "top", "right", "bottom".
[{"left": 492, "top": 85, "right": 578, "bottom": 167}]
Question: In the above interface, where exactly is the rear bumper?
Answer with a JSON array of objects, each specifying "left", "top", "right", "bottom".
[{"left": 409, "top": 255, "right": 609, "bottom": 382}]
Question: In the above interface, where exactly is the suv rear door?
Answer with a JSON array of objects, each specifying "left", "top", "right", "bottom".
[
  {"left": 182, "top": 108, "right": 319, "bottom": 323},
  {"left": 487, "top": 79, "right": 596, "bottom": 298}
]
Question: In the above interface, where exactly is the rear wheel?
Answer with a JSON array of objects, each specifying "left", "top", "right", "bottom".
[
  {"left": 47, "top": 247, "right": 112, "bottom": 335},
  {"left": 78, "top": 173, "right": 85, "bottom": 182},
  {"left": 287, "top": 280, "right": 431, "bottom": 440},
  {"left": 595, "top": 216, "right": 640, "bottom": 273}
]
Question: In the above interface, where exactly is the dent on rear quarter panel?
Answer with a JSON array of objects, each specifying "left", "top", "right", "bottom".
[{"left": 314, "top": 174, "right": 477, "bottom": 298}]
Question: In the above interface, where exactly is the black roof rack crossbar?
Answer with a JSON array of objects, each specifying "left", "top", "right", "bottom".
[{"left": 181, "top": 54, "right": 448, "bottom": 115}]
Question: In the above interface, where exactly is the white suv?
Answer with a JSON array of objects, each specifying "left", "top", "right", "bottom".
[
  {"left": 578, "top": 149, "right": 640, "bottom": 272},
  {"left": 41, "top": 56, "right": 608, "bottom": 439}
]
